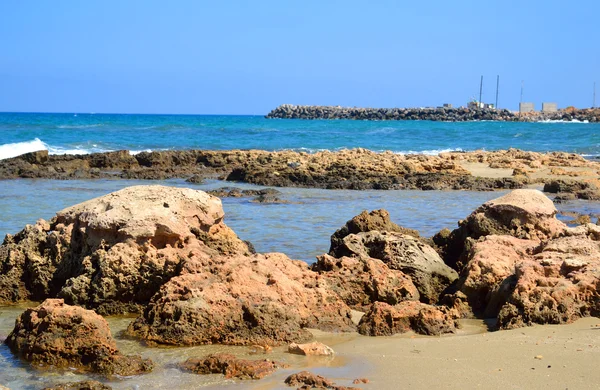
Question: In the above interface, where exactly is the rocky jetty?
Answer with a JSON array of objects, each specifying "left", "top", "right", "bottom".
[
  {"left": 266, "top": 104, "right": 600, "bottom": 123},
  {"left": 5, "top": 299, "right": 153, "bottom": 376},
  {"left": 2, "top": 148, "right": 600, "bottom": 196}
]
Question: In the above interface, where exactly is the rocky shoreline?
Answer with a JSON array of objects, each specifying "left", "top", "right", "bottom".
[
  {"left": 2, "top": 185, "right": 600, "bottom": 388},
  {"left": 266, "top": 104, "right": 600, "bottom": 122},
  {"left": 3, "top": 148, "right": 600, "bottom": 198}
]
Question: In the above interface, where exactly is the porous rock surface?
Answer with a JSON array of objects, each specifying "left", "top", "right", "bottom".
[
  {"left": 180, "top": 353, "right": 288, "bottom": 380},
  {"left": 127, "top": 251, "right": 355, "bottom": 346},
  {"left": 43, "top": 381, "right": 112, "bottom": 390},
  {"left": 284, "top": 370, "right": 360, "bottom": 390},
  {"left": 319, "top": 209, "right": 458, "bottom": 305},
  {"left": 357, "top": 301, "right": 458, "bottom": 336},
  {"left": 434, "top": 189, "right": 567, "bottom": 271},
  {"left": 443, "top": 189, "right": 600, "bottom": 329},
  {"left": 288, "top": 341, "right": 334, "bottom": 356},
  {"left": 0, "top": 185, "right": 251, "bottom": 314},
  {"left": 0, "top": 185, "right": 354, "bottom": 347},
  {"left": 5, "top": 299, "right": 152, "bottom": 376}
]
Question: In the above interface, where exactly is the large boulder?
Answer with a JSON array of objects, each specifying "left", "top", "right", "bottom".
[
  {"left": 319, "top": 209, "right": 457, "bottom": 305},
  {"left": 332, "top": 231, "right": 458, "bottom": 303},
  {"left": 435, "top": 189, "right": 567, "bottom": 271},
  {"left": 0, "top": 185, "right": 252, "bottom": 314},
  {"left": 127, "top": 252, "right": 355, "bottom": 346},
  {"left": 1, "top": 185, "right": 356, "bottom": 347},
  {"left": 329, "top": 209, "right": 421, "bottom": 256},
  {"left": 446, "top": 190, "right": 600, "bottom": 329},
  {"left": 5, "top": 299, "right": 153, "bottom": 376}
]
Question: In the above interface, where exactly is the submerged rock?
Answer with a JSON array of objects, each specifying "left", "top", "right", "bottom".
[
  {"left": 180, "top": 353, "right": 288, "bottom": 380},
  {"left": 43, "top": 381, "right": 112, "bottom": 390},
  {"left": 5, "top": 299, "right": 153, "bottom": 376},
  {"left": 284, "top": 370, "right": 360, "bottom": 389}
]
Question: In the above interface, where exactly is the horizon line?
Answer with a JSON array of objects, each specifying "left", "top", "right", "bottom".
[{"left": 0, "top": 110, "right": 267, "bottom": 116}]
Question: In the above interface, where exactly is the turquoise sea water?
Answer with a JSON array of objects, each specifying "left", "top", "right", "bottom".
[
  {"left": 1, "top": 112, "right": 600, "bottom": 158},
  {"left": 3, "top": 113, "right": 600, "bottom": 388}
]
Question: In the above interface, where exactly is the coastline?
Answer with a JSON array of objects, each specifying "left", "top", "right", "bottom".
[{"left": 2, "top": 148, "right": 600, "bottom": 197}]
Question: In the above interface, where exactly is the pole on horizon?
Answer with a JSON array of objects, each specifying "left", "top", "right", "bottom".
[
  {"left": 479, "top": 76, "right": 483, "bottom": 108},
  {"left": 495, "top": 75, "right": 499, "bottom": 109},
  {"left": 520, "top": 80, "right": 524, "bottom": 115}
]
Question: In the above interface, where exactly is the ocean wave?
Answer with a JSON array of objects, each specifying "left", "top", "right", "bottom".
[
  {"left": 0, "top": 138, "right": 120, "bottom": 160},
  {"left": 0, "top": 138, "right": 48, "bottom": 160},
  {"left": 538, "top": 119, "right": 590, "bottom": 124},
  {"left": 394, "top": 148, "right": 465, "bottom": 156},
  {"left": 56, "top": 124, "right": 106, "bottom": 129}
]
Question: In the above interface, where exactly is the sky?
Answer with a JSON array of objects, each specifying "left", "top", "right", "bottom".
[{"left": 0, "top": 0, "right": 598, "bottom": 114}]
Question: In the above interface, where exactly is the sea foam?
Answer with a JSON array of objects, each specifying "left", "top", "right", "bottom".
[
  {"left": 0, "top": 138, "right": 48, "bottom": 160},
  {"left": 0, "top": 138, "right": 123, "bottom": 160}
]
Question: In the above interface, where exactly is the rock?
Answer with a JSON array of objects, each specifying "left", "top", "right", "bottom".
[
  {"left": 357, "top": 301, "right": 457, "bottom": 336},
  {"left": 312, "top": 254, "right": 419, "bottom": 310},
  {"left": 453, "top": 221, "right": 600, "bottom": 329},
  {"left": 1, "top": 186, "right": 356, "bottom": 347},
  {"left": 43, "top": 381, "right": 112, "bottom": 390},
  {"left": 332, "top": 230, "right": 458, "bottom": 303},
  {"left": 185, "top": 174, "right": 204, "bottom": 184},
  {"left": 353, "top": 378, "right": 369, "bottom": 384},
  {"left": 180, "top": 353, "right": 288, "bottom": 380},
  {"left": 288, "top": 342, "right": 334, "bottom": 356},
  {"left": 455, "top": 235, "right": 535, "bottom": 316},
  {"left": 329, "top": 210, "right": 421, "bottom": 256},
  {"left": 435, "top": 189, "right": 567, "bottom": 271},
  {"left": 251, "top": 194, "right": 288, "bottom": 203},
  {"left": 127, "top": 252, "right": 355, "bottom": 346},
  {"left": 0, "top": 185, "right": 252, "bottom": 313},
  {"left": 285, "top": 371, "right": 334, "bottom": 388},
  {"left": 5, "top": 299, "right": 153, "bottom": 376}
]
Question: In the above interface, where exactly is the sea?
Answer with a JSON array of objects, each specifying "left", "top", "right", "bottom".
[{"left": 2, "top": 112, "right": 600, "bottom": 388}]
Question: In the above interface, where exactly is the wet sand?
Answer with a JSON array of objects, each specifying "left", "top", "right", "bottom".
[{"left": 292, "top": 318, "right": 600, "bottom": 390}]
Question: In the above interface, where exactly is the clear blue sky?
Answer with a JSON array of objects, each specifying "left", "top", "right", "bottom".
[{"left": 0, "top": 0, "right": 598, "bottom": 114}]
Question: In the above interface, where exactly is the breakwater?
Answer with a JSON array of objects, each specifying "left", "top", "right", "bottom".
[{"left": 266, "top": 104, "right": 600, "bottom": 122}]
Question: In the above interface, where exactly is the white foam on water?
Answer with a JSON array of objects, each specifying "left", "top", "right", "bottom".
[
  {"left": 538, "top": 119, "right": 590, "bottom": 124},
  {"left": 0, "top": 138, "right": 48, "bottom": 160},
  {"left": 394, "top": 148, "right": 465, "bottom": 156}
]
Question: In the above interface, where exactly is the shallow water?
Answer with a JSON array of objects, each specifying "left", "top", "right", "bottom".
[{"left": 0, "top": 178, "right": 514, "bottom": 263}]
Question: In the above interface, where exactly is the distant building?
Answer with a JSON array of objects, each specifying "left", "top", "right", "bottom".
[
  {"left": 468, "top": 101, "right": 494, "bottom": 109},
  {"left": 519, "top": 102, "right": 535, "bottom": 113},
  {"left": 542, "top": 102, "right": 558, "bottom": 113},
  {"left": 443, "top": 103, "right": 453, "bottom": 108}
]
